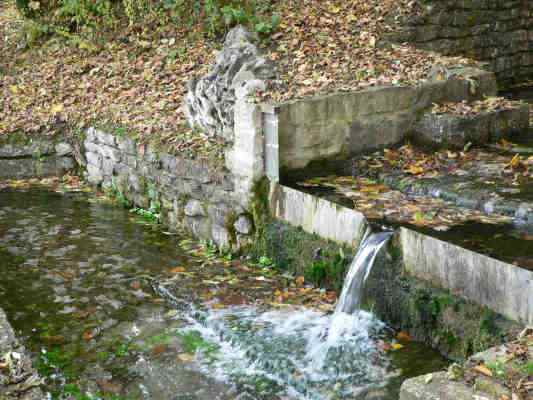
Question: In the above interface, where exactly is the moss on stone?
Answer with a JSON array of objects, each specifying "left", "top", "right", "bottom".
[
  {"left": 361, "top": 240, "right": 520, "bottom": 361},
  {"left": 224, "top": 210, "right": 238, "bottom": 248},
  {"left": 250, "top": 220, "right": 352, "bottom": 289}
]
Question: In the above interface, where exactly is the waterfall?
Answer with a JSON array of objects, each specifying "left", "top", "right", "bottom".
[{"left": 335, "top": 231, "right": 393, "bottom": 315}]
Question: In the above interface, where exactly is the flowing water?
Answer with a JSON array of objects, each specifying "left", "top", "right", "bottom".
[
  {"left": 0, "top": 188, "right": 447, "bottom": 399},
  {"left": 335, "top": 232, "right": 393, "bottom": 315}
]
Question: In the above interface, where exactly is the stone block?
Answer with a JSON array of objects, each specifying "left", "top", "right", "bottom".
[
  {"left": 116, "top": 136, "right": 136, "bottom": 155},
  {"left": 413, "top": 112, "right": 491, "bottom": 148},
  {"left": 184, "top": 200, "right": 206, "bottom": 217},
  {"left": 400, "top": 372, "right": 488, "bottom": 400},
  {"left": 184, "top": 216, "right": 211, "bottom": 240},
  {"left": 400, "top": 228, "right": 533, "bottom": 324},
  {"left": 102, "top": 157, "right": 115, "bottom": 176},
  {"left": 234, "top": 215, "right": 253, "bottom": 235},
  {"left": 94, "top": 129, "right": 116, "bottom": 147},
  {"left": 85, "top": 152, "right": 102, "bottom": 168},
  {"left": 99, "top": 145, "right": 122, "bottom": 163},
  {"left": 349, "top": 111, "right": 412, "bottom": 154},
  {"left": 86, "top": 163, "right": 103, "bottom": 185},
  {"left": 54, "top": 142, "right": 73, "bottom": 157},
  {"left": 211, "top": 224, "right": 231, "bottom": 248},
  {"left": 270, "top": 184, "right": 368, "bottom": 248}
]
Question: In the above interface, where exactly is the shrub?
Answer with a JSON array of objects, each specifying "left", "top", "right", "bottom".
[{"left": 14, "top": 0, "right": 279, "bottom": 40}]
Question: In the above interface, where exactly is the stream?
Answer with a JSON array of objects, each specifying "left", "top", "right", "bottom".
[{"left": 0, "top": 188, "right": 447, "bottom": 399}]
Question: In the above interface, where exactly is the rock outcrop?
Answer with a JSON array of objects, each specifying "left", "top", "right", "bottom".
[{"left": 184, "top": 26, "right": 276, "bottom": 140}]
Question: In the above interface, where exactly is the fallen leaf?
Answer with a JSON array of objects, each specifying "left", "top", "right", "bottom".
[
  {"left": 473, "top": 364, "right": 493, "bottom": 377},
  {"left": 177, "top": 353, "right": 195, "bottom": 362}
]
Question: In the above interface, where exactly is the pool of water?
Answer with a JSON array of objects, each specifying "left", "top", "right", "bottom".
[{"left": 0, "top": 188, "right": 447, "bottom": 399}]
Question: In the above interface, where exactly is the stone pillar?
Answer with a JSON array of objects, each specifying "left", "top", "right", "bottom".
[{"left": 226, "top": 83, "right": 266, "bottom": 208}]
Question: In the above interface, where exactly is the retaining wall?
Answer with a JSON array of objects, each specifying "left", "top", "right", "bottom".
[
  {"left": 82, "top": 93, "right": 265, "bottom": 250},
  {"left": 390, "top": 0, "right": 533, "bottom": 86},
  {"left": 0, "top": 134, "right": 75, "bottom": 179},
  {"left": 261, "top": 67, "right": 497, "bottom": 172},
  {"left": 270, "top": 183, "right": 533, "bottom": 327}
]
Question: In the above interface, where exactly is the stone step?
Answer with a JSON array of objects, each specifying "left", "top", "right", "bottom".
[{"left": 412, "top": 100, "right": 529, "bottom": 148}]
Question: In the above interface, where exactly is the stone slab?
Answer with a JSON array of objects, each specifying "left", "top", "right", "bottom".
[
  {"left": 269, "top": 184, "right": 368, "bottom": 248},
  {"left": 400, "top": 227, "right": 533, "bottom": 325},
  {"left": 413, "top": 104, "right": 529, "bottom": 148}
]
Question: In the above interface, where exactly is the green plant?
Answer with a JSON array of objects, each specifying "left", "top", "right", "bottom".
[
  {"left": 303, "top": 251, "right": 346, "bottom": 291},
  {"left": 258, "top": 255, "right": 274, "bottom": 268},
  {"left": 486, "top": 360, "right": 506, "bottom": 378},
  {"left": 520, "top": 361, "right": 533, "bottom": 376},
  {"left": 177, "top": 330, "right": 219, "bottom": 355},
  {"left": 123, "top": 0, "right": 151, "bottom": 24}
]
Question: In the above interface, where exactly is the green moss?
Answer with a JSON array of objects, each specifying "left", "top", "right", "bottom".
[
  {"left": 224, "top": 210, "right": 238, "bottom": 248},
  {"left": 177, "top": 330, "right": 219, "bottom": 355},
  {"left": 0, "top": 131, "right": 33, "bottom": 146},
  {"left": 250, "top": 177, "right": 271, "bottom": 236},
  {"left": 304, "top": 251, "right": 348, "bottom": 292},
  {"left": 520, "top": 361, "right": 533, "bottom": 376},
  {"left": 250, "top": 220, "right": 352, "bottom": 291}
]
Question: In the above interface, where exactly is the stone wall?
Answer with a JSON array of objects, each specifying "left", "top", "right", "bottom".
[
  {"left": 83, "top": 127, "right": 255, "bottom": 249},
  {"left": 263, "top": 67, "right": 497, "bottom": 172},
  {"left": 391, "top": 0, "right": 533, "bottom": 86},
  {"left": 0, "top": 134, "right": 75, "bottom": 180},
  {"left": 400, "top": 228, "right": 533, "bottom": 326}
]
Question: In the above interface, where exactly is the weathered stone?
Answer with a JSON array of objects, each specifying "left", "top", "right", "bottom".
[
  {"left": 184, "top": 26, "right": 276, "bottom": 139},
  {"left": 99, "top": 145, "right": 121, "bottom": 163},
  {"left": 94, "top": 130, "right": 116, "bottom": 147},
  {"left": 85, "top": 152, "right": 102, "bottom": 168},
  {"left": 128, "top": 173, "right": 144, "bottom": 193},
  {"left": 413, "top": 102, "right": 527, "bottom": 149},
  {"left": 413, "top": 112, "right": 490, "bottom": 147},
  {"left": 116, "top": 136, "right": 136, "bottom": 155},
  {"left": 399, "top": 372, "right": 491, "bottom": 400},
  {"left": 83, "top": 140, "right": 101, "bottom": 154},
  {"left": 270, "top": 184, "right": 368, "bottom": 248},
  {"left": 184, "top": 216, "right": 211, "bottom": 239},
  {"left": 0, "top": 157, "right": 74, "bottom": 179},
  {"left": 234, "top": 215, "right": 253, "bottom": 235},
  {"left": 184, "top": 200, "right": 206, "bottom": 217},
  {"left": 0, "top": 309, "right": 43, "bottom": 399},
  {"left": 211, "top": 224, "right": 231, "bottom": 248},
  {"left": 207, "top": 203, "right": 232, "bottom": 227},
  {"left": 400, "top": 227, "right": 533, "bottom": 325},
  {"left": 54, "top": 142, "right": 73, "bottom": 156},
  {"left": 102, "top": 158, "right": 115, "bottom": 176},
  {"left": 0, "top": 137, "right": 55, "bottom": 158},
  {"left": 86, "top": 164, "right": 104, "bottom": 185}
]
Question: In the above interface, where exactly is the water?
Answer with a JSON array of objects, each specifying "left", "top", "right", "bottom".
[
  {"left": 336, "top": 232, "right": 393, "bottom": 314},
  {"left": 0, "top": 188, "right": 447, "bottom": 399}
]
